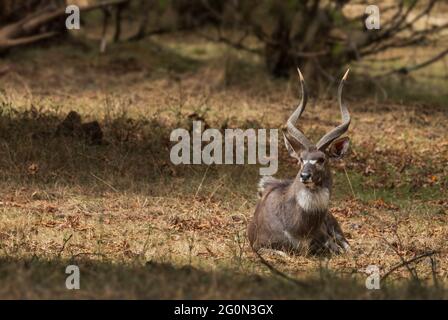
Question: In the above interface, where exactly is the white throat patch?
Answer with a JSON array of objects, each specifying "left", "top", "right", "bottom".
[{"left": 296, "top": 188, "right": 330, "bottom": 212}]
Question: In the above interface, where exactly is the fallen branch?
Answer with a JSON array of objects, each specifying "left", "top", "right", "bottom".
[
  {"left": 0, "top": 31, "right": 57, "bottom": 48},
  {"left": 382, "top": 250, "right": 438, "bottom": 281},
  {"left": 380, "top": 235, "right": 418, "bottom": 280},
  {"left": 253, "top": 249, "right": 310, "bottom": 288},
  {"left": 0, "top": 0, "right": 128, "bottom": 50}
]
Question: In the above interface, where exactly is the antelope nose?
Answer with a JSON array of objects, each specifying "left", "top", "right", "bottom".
[{"left": 300, "top": 172, "right": 311, "bottom": 181}]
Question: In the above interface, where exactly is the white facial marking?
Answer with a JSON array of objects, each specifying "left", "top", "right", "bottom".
[
  {"left": 303, "top": 160, "right": 317, "bottom": 165},
  {"left": 296, "top": 188, "right": 330, "bottom": 212}
]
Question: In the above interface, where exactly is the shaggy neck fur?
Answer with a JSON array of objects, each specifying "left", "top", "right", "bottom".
[{"left": 296, "top": 187, "right": 330, "bottom": 212}]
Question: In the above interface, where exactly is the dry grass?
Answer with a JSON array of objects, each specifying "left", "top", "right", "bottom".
[{"left": 0, "top": 34, "right": 447, "bottom": 299}]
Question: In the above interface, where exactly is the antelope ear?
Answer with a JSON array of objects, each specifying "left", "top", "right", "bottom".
[
  {"left": 328, "top": 137, "right": 350, "bottom": 159},
  {"left": 283, "top": 132, "right": 302, "bottom": 160}
]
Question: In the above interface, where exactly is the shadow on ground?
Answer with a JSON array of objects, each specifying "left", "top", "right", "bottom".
[
  {"left": 0, "top": 108, "right": 267, "bottom": 200},
  {"left": 0, "top": 256, "right": 445, "bottom": 299}
]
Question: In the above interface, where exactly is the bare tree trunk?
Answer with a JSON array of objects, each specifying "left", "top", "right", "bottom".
[
  {"left": 128, "top": 0, "right": 151, "bottom": 41},
  {"left": 113, "top": 1, "right": 129, "bottom": 42}
]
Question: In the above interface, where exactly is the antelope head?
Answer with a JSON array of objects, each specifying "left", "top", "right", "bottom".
[{"left": 283, "top": 68, "right": 351, "bottom": 190}]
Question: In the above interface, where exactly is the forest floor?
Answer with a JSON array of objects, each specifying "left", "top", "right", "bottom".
[{"left": 0, "top": 33, "right": 447, "bottom": 298}]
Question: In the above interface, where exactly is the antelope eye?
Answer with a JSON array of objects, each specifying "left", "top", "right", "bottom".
[{"left": 317, "top": 158, "right": 325, "bottom": 164}]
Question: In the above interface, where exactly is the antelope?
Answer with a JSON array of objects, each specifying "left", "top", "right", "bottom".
[{"left": 247, "top": 69, "right": 351, "bottom": 255}]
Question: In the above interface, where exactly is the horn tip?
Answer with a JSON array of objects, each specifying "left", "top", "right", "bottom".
[
  {"left": 342, "top": 69, "right": 350, "bottom": 81},
  {"left": 297, "top": 67, "right": 304, "bottom": 81}
]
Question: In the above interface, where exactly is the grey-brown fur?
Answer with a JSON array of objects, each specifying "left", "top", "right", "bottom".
[
  {"left": 247, "top": 69, "right": 351, "bottom": 255},
  {"left": 248, "top": 163, "right": 349, "bottom": 255}
]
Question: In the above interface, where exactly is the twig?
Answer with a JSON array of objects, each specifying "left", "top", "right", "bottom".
[
  {"left": 253, "top": 250, "right": 310, "bottom": 288},
  {"left": 206, "top": 175, "right": 226, "bottom": 203},
  {"left": 136, "top": 225, "right": 152, "bottom": 262},
  {"left": 194, "top": 165, "right": 210, "bottom": 198},
  {"left": 430, "top": 256, "right": 439, "bottom": 288},
  {"left": 90, "top": 172, "right": 119, "bottom": 192},
  {"left": 58, "top": 234, "right": 73, "bottom": 257},
  {"left": 343, "top": 167, "right": 356, "bottom": 199},
  {"left": 381, "top": 236, "right": 418, "bottom": 280},
  {"left": 0, "top": 0, "right": 128, "bottom": 49},
  {"left": 382, "top": 250, "right": 438, "bottom": 281}
]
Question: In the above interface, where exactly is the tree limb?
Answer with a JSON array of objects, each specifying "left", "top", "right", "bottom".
[
  {"left": 0, "top": 31, "right": 57, "bottom": 48},
  {"left": 378, "top": 47, "right": 448, "bottom": 77},
  {"left": 0, "top": 0, "right": 128, "bottom": 50}
]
